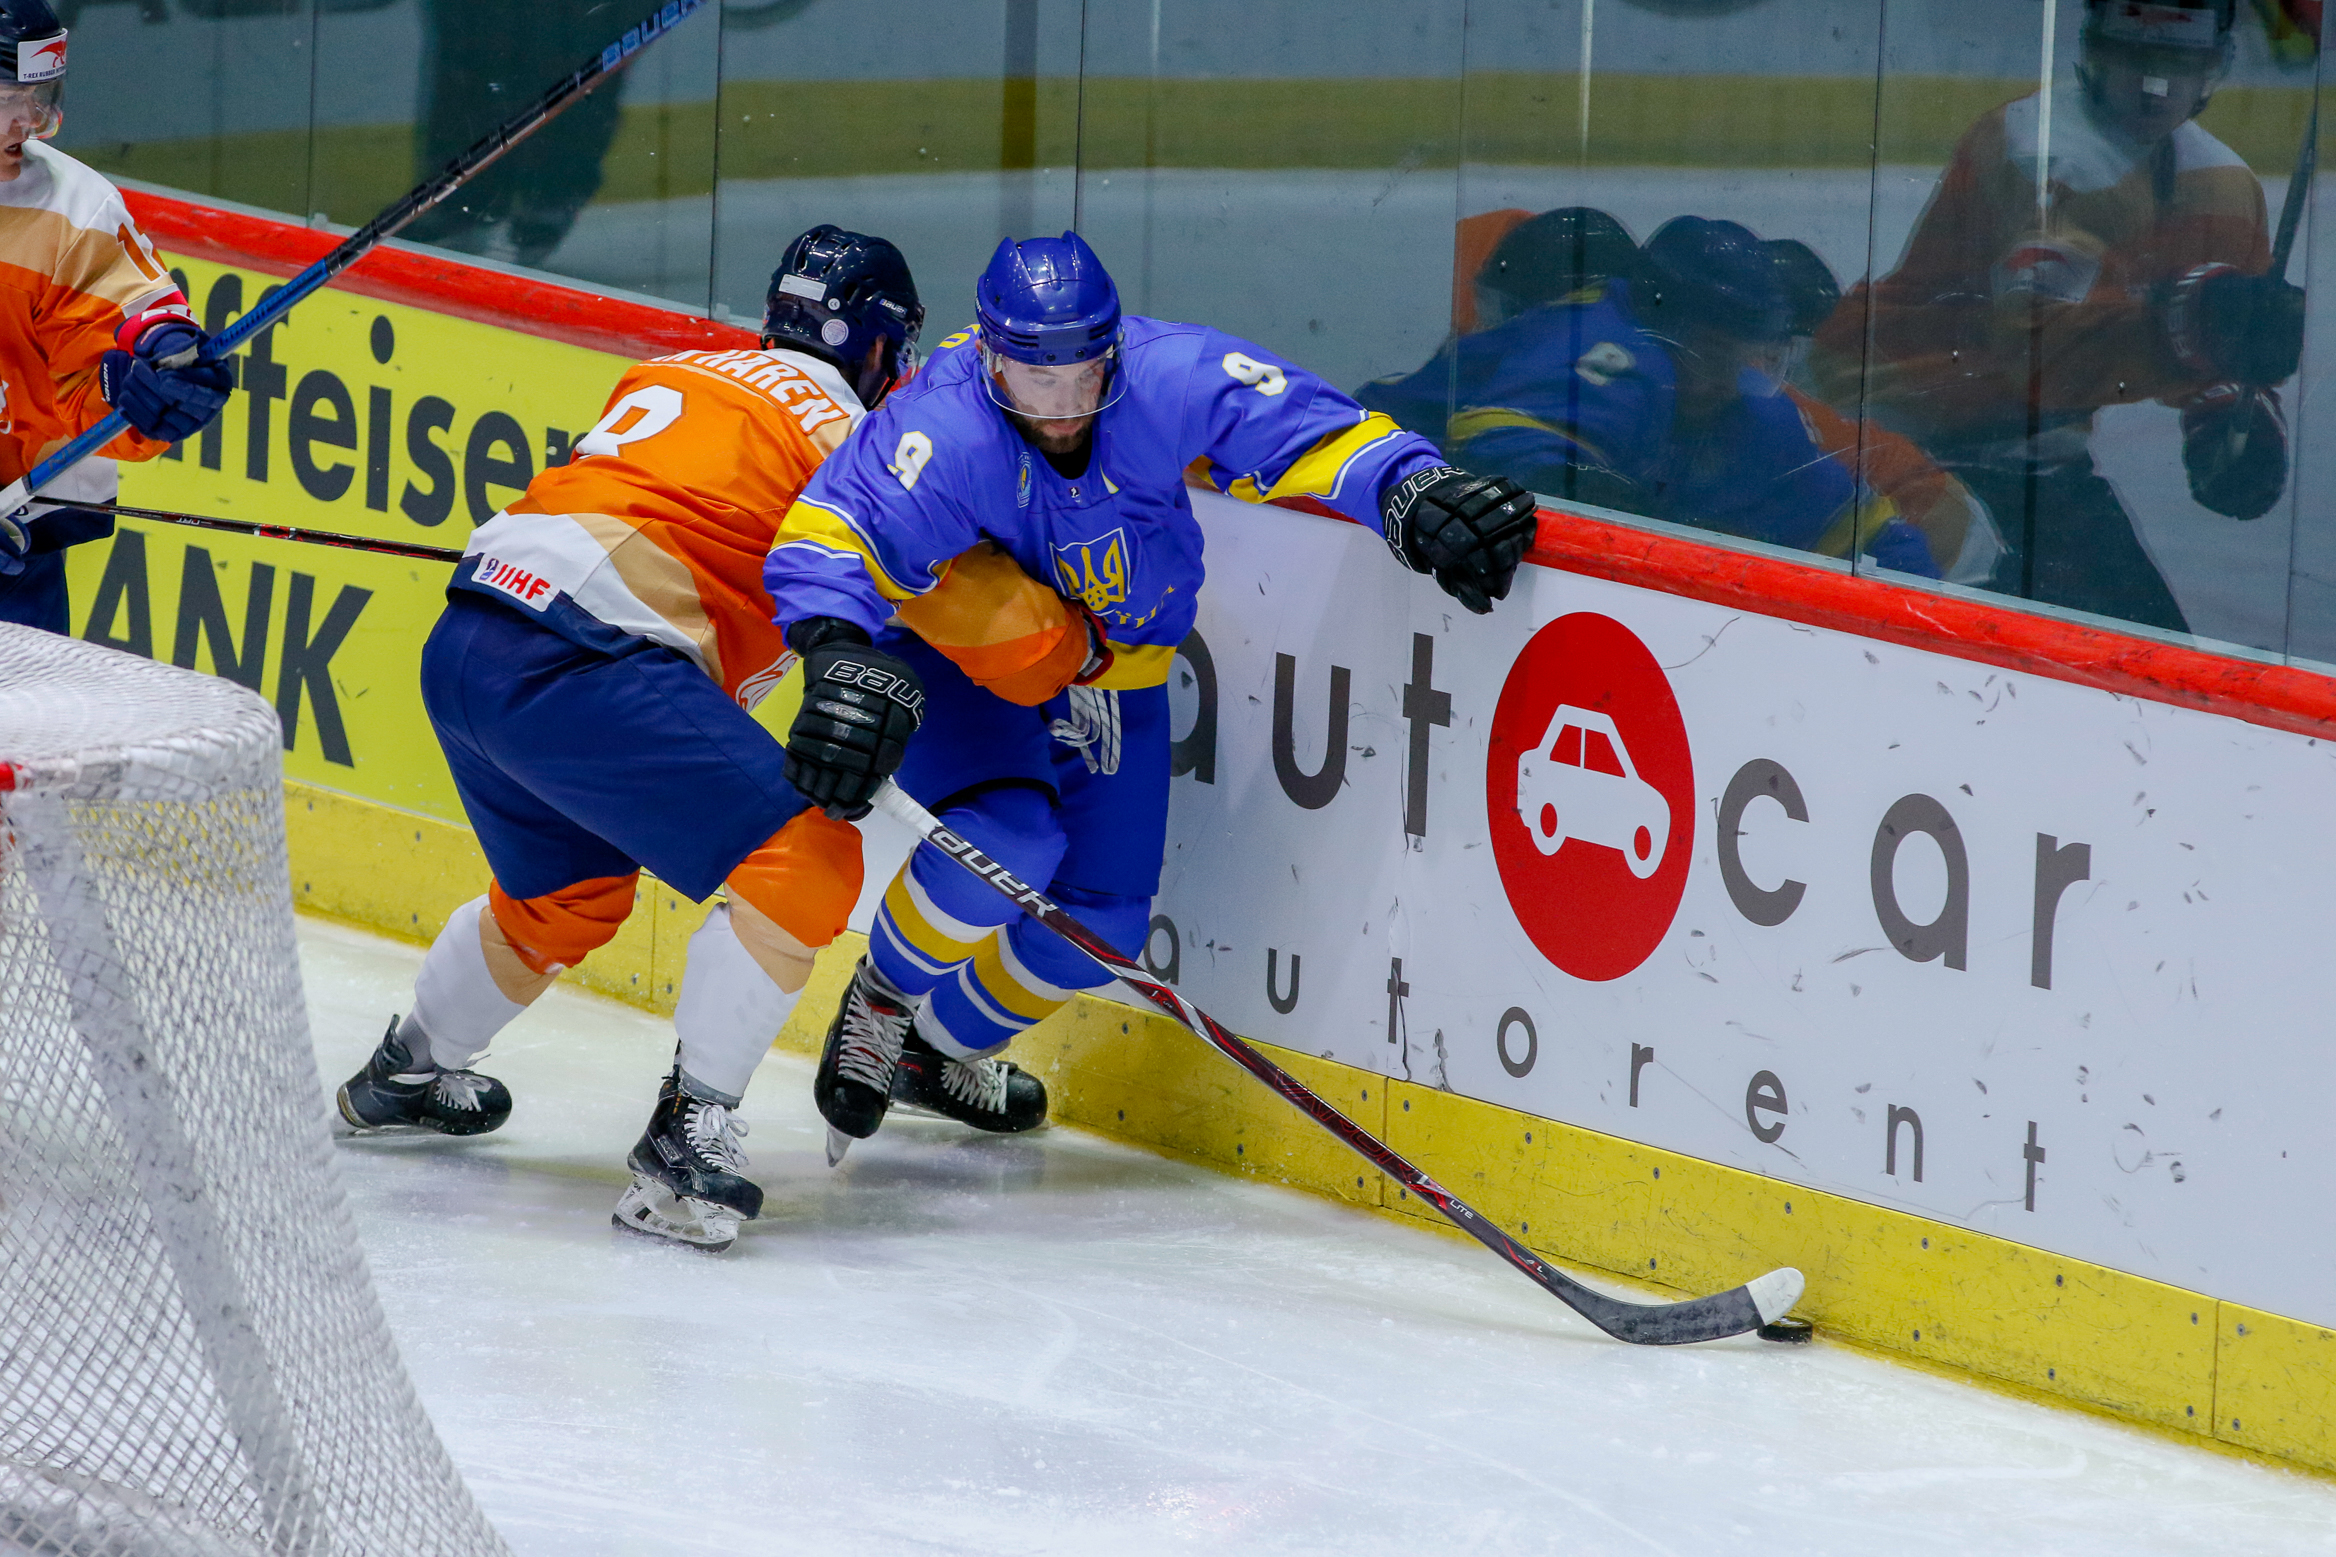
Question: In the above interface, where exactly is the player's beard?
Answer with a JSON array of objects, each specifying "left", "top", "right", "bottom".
[{"left": 1009, "top": 409, "right": 1095, "bottom": 458}]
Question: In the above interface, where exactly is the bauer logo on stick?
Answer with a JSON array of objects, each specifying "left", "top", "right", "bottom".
[{"left": 1487, "top": 612, "right": 1693, "bottom": 981}]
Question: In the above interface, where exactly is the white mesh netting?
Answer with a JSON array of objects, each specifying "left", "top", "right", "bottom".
[{"left": 0, "top": 625, "right": 507, "bottom": 1557}]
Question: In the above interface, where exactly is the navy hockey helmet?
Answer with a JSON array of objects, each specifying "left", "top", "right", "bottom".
[
  {"left": 1636, "top": 216, "right": 1792, "bottom": 344},
  {"left": 0, "top": 0, "right": 66, "bottom": 141},
  {"left": 1765, "top": 238, "right": 1841, "bottom": 338},
  {"left": 1477, "top": 207, "right": 1639, "bottom": 325},
  {"left": 762, "top": 224, "right": 924, "bottom": 408},
  {"left": 976, "top": 232, "right": 1121, "bottom": 366},
  {"left": 2079, "top": 0, "right": 2236, "bottom": 120}
]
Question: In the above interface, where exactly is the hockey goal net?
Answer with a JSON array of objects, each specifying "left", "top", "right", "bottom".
[{"left": 0, "top": 624, "right": 506, "bottom": 1557}]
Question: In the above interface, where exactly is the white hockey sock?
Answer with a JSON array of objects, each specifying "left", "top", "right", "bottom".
[
  {"left": 673, "top": 903, "right": 801, "bottom": 1104},
  {"left": 408, "top": 897, "right": 530, "bottom": 1071}
]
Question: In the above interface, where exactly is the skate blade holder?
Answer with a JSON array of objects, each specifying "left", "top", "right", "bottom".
[{"left": 612, "top": 1177, "right": 742, "bottom": 1253}]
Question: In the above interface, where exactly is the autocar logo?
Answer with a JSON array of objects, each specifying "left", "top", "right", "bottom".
[
  {"left": 1515, "top": 704, "right": 1669, "bottom": 878},
  {"left": 1487, "top": 612, "right": 1693, "bottom": 981}
]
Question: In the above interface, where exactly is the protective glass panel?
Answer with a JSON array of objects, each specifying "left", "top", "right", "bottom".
[
  {"left": 708, "top": 0, "right": 1084, "bottom": 336},
  {"left": 1866, "top": 0, "right": 2317, "bottom": 650},
  {"left": 1073, "top": 1, "right": 1464, "bottom": 396},
  {"left": 1432, "top": 0, "right": 1889, "bottom": 579}
]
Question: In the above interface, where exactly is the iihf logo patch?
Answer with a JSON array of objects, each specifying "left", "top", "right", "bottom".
[{"left": 1053, "top": 528, "right": 1130, "bottom": 613}]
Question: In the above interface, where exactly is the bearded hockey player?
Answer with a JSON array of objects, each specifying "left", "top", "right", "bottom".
[
  {"left": 1811, "top": 0, "right": 2299, "bottom": 633},
  {"left": 764, "top": 231, "right": 1539, "bottom": 1160},
  {"left": 334, "top": 226, "right": 922, "bottom": 1252},
  {"left": 0, "top": 0, "right": 233, "bottom": 632},
  {"left": 1361, "top": 213, "right": 1941, "bottom": 575}
]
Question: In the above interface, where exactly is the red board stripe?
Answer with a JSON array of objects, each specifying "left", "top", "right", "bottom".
[
  {"left": 123, "top": 189, "right": 756, "bottom": 360},
  {"left": 1527, "top": 507, "right": 2336, "bottom": 742},
  {"left": 119, "top": 189, "right": 2336, "bottom": 741}
]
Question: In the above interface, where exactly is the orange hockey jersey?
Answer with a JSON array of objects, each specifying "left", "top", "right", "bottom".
[
  {"left": 1811, "top": 89, "right": 2269, "bottom": 447},
  {"left": 0, "top": 141, "right": 188, "bottom": 491},
  {"left": 458, "top": 346, "right": 863, "bottom": 707}
]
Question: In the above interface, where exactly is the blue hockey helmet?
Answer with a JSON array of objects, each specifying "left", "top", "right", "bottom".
[
  {"left": 1636, "top": 216, "right": 1792, "bottom": 345},
  {"left": 762, "top": 224, "right": 924, "bottom": 407},
  {"left": 975, "top": 232, "right": 1121, "bottom": 366}
]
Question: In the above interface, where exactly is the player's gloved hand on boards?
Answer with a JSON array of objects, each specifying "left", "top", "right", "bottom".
[
  {"left": 99, "top": 320, "right": 235, "bottom": 444},
  {"left": 1380, "top": 465, "right": 1539, "bottom": 615},
  {"left": 2164, "top": 265, "right": 2307, "bottom": 388},
  {"left": 0, "top": 505, "right": 29, "bottom": 577},
  {"left": 2181, "top": 383, "right": 2289, "bottom": 521},
  {"left": 782, "top": 617, "right": 925, "bottom": 821}
]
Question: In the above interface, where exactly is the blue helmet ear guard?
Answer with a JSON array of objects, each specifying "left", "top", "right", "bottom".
[
  {"left": 762, "top": 224, "right": 924, "bottom": 405},
  {"left": 976, "top": 232, "right": 1122, "bottom": 366}
]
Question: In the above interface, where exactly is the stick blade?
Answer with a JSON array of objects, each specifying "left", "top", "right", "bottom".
[{"left": 1555, "top": 1265, "right": 1805, "bottom": 1346}]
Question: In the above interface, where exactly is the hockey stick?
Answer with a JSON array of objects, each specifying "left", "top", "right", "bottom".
[
  {"left": 871, "top": 780, "right": 1807, "bottom": 1348},
  {"left": 2273, "top": 97, "right": 2318, "bottom": 280},
  {"left": 0, "top": 0, "right": 708, "bottom": 529},
  {"left": 76, "top": 498, "right": 466, "bottom": 564}
]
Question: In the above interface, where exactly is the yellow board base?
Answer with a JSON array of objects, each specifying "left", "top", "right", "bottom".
[{"left": 286, "top": 779, "right": 2336, "bottom": 1478}]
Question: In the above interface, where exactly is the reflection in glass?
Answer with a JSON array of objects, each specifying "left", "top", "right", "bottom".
[{"left": 1832, "top": 0, "right": 2312, "bottom": 640}]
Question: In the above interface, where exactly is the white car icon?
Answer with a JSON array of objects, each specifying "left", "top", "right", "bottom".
[{"left": 1515, "top": 705, "right": 1669, "bottom": 878}]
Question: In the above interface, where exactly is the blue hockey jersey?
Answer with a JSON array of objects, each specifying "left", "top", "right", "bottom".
[
  {"left": 1360, "top": 281, "right": 1930, "bottom": 573},
  {"left": 765, "top": 316, "right": 1442, "bottom": 689}
]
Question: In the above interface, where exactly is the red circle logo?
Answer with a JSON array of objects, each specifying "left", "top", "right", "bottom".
[{"left": 1487, "top": 612, "right": 1694, "bottom": 981}]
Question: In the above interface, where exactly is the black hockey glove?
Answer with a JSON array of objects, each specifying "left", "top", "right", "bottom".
[
  {"left": 783, "top": 617, "right": 925, "bottom": 821},
  {"left": 2181, "top": 384, "right": 2289, "bottom": 521},
  {"left": 2164, "top": 265, "right": 2306, "bottom": 388},
  {"left": 99, "top": 320, "right": 235, "bottom": 444},
  {"left": 1380, "top": 465, "right": 1539, "bottom": 615}
]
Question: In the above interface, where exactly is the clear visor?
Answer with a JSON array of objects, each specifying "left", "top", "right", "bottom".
[
  {"left": 0, "top": 81, "right": 62, "bottom": 141},
  {"left": 982, "top": 346, "right": 1124, "bottom": 422}
]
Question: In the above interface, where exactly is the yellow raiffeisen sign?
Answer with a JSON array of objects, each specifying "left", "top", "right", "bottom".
[{"left": 67, "top": 255, "right": 638, "bottom": 825}]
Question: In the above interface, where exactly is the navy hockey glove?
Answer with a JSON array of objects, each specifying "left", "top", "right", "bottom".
[
  {"left": 2181, "top": 384, "right": 2288, "bottom": 521},
  {"left": 99, "top": 320, "right": 235, "bottom": 444},
  {"left": 0, "top": 504, "right": 28, "bottom": 577},
  {"left": 1380, "top": 465, "right": 1539, "bottom": 615},
  {"left": 783, "top": 617, "right": 925, "bottom": 821},
  {"left": 2164, "top": 265, "right": 2306, "bottom": 388}
]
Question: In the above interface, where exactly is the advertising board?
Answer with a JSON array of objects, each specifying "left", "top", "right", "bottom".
[{"left": 1162, "top": 490, "right": 2336, "bottom": 1329}]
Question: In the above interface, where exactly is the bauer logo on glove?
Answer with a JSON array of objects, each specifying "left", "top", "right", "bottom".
[{"left": 1379, "top": 464, "right": 1540, "bottom": 615}]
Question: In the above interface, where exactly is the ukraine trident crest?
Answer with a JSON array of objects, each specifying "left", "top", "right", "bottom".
[{"left": 1053, "top": 528, "right": 1130, "bottom": 613}]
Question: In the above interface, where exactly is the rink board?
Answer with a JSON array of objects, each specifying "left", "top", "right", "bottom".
[{"left": 78, "top": 190, "right": 2336, "bottom": 1475}]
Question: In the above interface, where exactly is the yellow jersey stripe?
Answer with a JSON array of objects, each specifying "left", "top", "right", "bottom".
[
  {"left": 1091, "top": 641, "right": 1179, "bottom": 690},
  {"left": 772, "top": 498, "right": 921, "bottom": 601},
  {"left": 1255, "top": 413, "right": 1409, "bottom": 506}
]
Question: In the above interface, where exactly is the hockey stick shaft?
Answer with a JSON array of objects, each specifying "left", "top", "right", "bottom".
[
  {"left": 2274, "top": 97, "right": 2318, "bottom": 279},
  {"left": 77, "top": 499, "right": 465, "bottom": 563},
  {"left": 872, "top": 780, "right": 1803, "bottom": 1347},
  {"left": 0, "top": 0, "right": 707, "bottom": 522}
]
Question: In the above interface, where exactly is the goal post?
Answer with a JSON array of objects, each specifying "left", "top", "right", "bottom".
[{"left": 0, "top": 624, "right": 506, "bottom": 1557}]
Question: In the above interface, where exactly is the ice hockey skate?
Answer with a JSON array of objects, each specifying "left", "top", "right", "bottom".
[
  {"left": 813, "top": 955, "right": 916, "bottom": 1164},
  {"left": 889, "top": 1029, "right": 1048, "bottom": 1134},
  {"left": 336, "top": 1017, "right": 513, "bottom": 1137},
  {"left": 613, "top": 1067, "right": 762, "bottom": 1252}
]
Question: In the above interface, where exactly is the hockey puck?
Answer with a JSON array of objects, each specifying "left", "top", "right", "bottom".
[{"left": 1757, "top": 1318, "right": 1814, "bottom": 1344}]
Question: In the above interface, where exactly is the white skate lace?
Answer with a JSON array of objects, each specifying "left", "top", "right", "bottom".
[
  {"left": 431, "top": 1072, "right": 494, "bottom": 1112},
  {"left": 941, "top": 1056, "right": 1011, "bottom": 1114},
  {"left": 683, "top": 1100, "right": 750, "bottom": 1173},
  {"left": 835, "top": 984, "right": 911, "bottom": 1092}
]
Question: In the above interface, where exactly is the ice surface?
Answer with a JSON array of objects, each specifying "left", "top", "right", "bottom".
[{"left": 302, "top": 918, "right": 2336, "bottom": 1556}]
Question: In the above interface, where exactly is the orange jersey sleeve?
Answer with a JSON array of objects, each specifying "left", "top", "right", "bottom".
[
  {"left": 0, "top": 144, "right": 186, "bottom": 484},
  {"left": 486, "top": 347, "right": 864, "bottom": 704}
]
